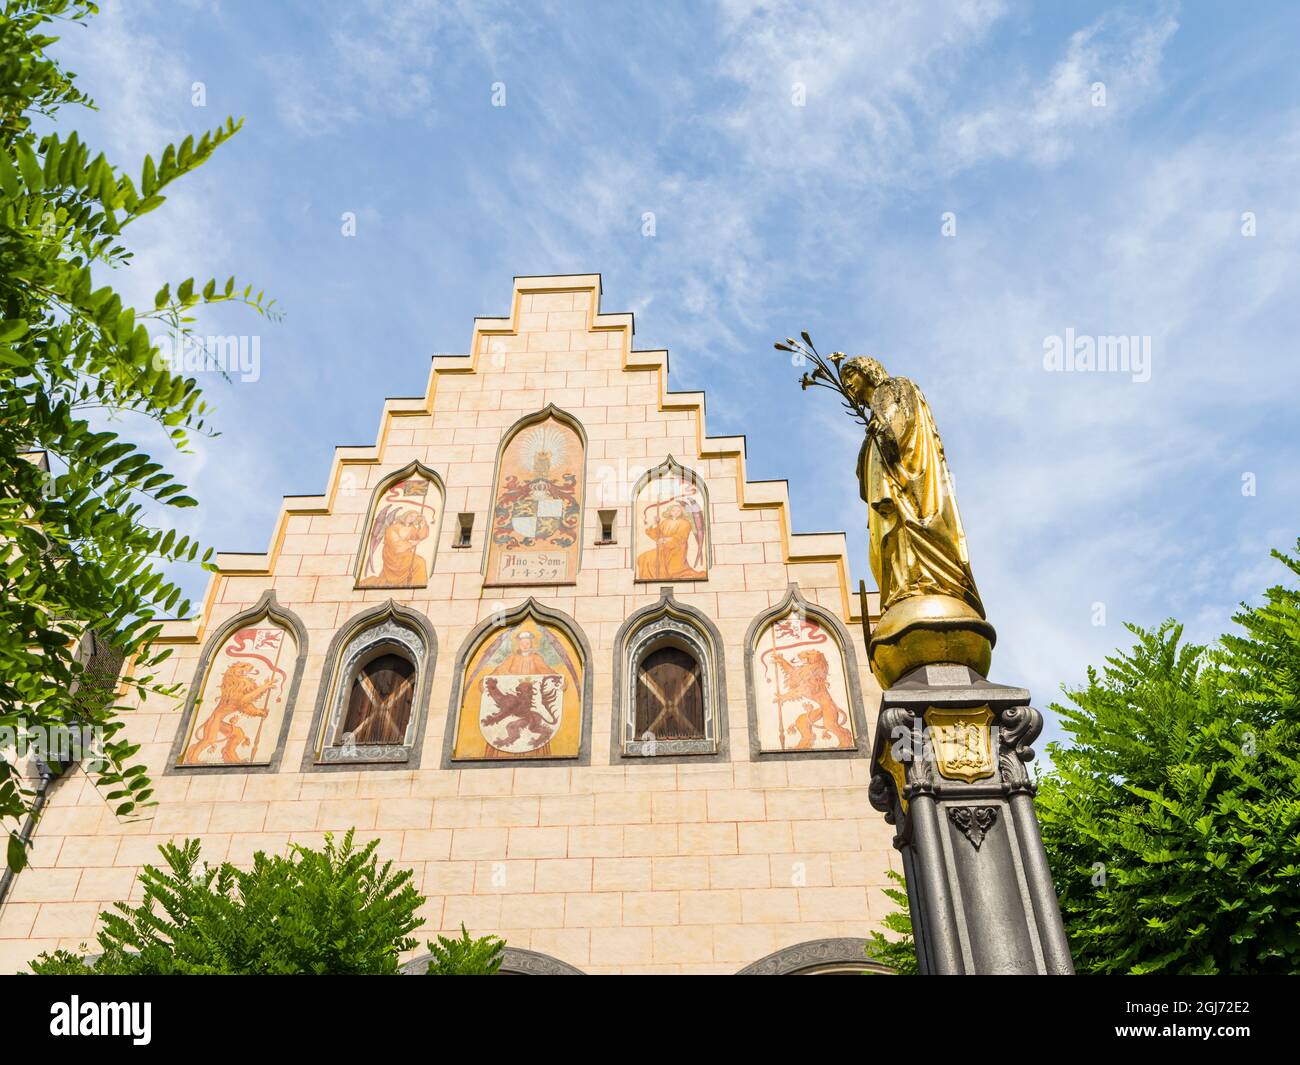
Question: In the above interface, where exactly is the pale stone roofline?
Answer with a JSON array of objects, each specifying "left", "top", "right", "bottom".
[{"left": 156, "top": 273, "right": 882, "bottom": 644}]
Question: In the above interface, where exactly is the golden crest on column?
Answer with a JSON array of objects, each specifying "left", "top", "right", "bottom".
[{"left": 925, "top": 706, "right": 995, "bottom": 783}]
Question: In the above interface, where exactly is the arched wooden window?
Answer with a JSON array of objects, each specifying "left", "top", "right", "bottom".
[
  {"left": 307, "top": 601, "right": 434, "bottom": 768},
  {"left": 635, "top": 645, "right": 705, "bottom": 741},
  {"left": 614, "top": 591, "right": 726, "bottom": 760},
  {"left": 341, "top": 653, "right": 416, "bottom": 745}
]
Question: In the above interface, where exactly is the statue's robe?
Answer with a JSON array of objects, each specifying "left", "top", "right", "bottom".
[{"left": 856, "top": 376, "right": 985, "bottom": 617}]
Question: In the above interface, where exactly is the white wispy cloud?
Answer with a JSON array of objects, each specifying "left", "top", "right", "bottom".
[
  {"left": 263, "top": 0, "right": 513, "bottom": 136},
  {"left": 944, "top": 8, "right": 1179, "bottom": 168},
  {"left": 715, "top": 0, "right": 1009, "bottom": 183}
]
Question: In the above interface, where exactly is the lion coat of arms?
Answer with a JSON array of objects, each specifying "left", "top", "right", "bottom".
[{"left": 480, "top": 674, "right": 566, "bottom": 754}]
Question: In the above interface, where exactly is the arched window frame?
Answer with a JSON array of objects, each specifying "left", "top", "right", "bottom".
[
  {"left": 611, "top": 588, "right": 729, "bottom": 762},
  {"left": 743, "top": 584, "right": 870, "bottom": 762},
  {"left": 303, "top": 600, "right": 437, "bottom": 771},
  {"left": 440, "top": 598, "right": 594, "bottom": 769},
  {"left": 630, "top": 454, "right": 712, "bottom": 582},
  {"left": 166, "top": 590, "right": 309, "bottom": 776},
  {"left": 352, "top": 461, "right": 446, "bottom": 589}
]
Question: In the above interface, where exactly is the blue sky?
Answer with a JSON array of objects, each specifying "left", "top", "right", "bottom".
[{"left": 52, "top": 0, "right": 1300, "bottom": 746}]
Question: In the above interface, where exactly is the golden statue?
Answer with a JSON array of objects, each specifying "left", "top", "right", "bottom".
[{"left": 777, "top": 335, "right": 995, "bottom": 687}]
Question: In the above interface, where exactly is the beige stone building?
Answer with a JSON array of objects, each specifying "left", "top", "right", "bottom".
[{"left": 0, "top": 273, "right": 898, "bottom": 975}]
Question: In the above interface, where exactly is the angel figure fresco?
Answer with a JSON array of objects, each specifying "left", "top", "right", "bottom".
[
  {"left": 358, "top": 477, "right": 435, "bottom": 588},
  {"left": 636, "top": 479, "right": 707, "bottom": 581},
  {"left": 182, "top": 626, "right": 289, "bottom": 764},
  {"left": 458, "top": 623, "right": 582, "bottom": 759}
]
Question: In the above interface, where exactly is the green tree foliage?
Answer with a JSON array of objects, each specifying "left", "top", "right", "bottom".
[
  {"left": 422, "top": 924, "right": 505, "bottom": 976},
  {"left": 1037, "top": 542, "right": 1300, "bottom": 974},
  {"left": 864, "top": 869, "right": 918, "bottom": 975},
  {"left": 0, "top": 0, "right": 275, "bottom": 869},
  {"left": 30, "top": 830, "right": 423, "bottom": 974}
]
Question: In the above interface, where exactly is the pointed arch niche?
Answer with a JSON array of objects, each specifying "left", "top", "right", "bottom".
[
  {"left": 442, "top": 599, "right": 593, "bottom": 767},
  {"left": 354, "top": 462, "right": 445, "bottom": 589},
  {"left": 168, "top": 591, "right": 308, "bottom": 774},
  {"left": 302, "top": 600, "right": 437, "bottom": 771},
  {"left": 611, "top": 588, "right": 729, "bottom": 762},
  {"left": 484, "top": 405, "right": 587, "bottom": 587},
  {"left": 744, "top": 585, "right": 868, "bottom": 761},
  {"left": 632, "top": 455, "right": 711, "bottom": 583}
]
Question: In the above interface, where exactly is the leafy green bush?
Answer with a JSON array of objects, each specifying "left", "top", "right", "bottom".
[
  {"left": 422, "top": 924, "right": 504, "bottom": 975},
  {"left": 30, "top": 830, "right": 422, "bottom": 974},
  {"left": 1037, "top": 542, "right": 1300, "bottom": 974},
  {"left": 1, "top": 0, "right": 276, "bottom": 868},
  {"left": 864, "top": 869, "right": 917, "bottom": 974}
]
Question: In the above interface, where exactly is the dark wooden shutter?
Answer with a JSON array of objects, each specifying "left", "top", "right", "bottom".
[
  {"left": 344, "top": 654, "right": 415, "bottom": 745},
  {"left": 634, "top": 646, "right": 705, "bottom": 740}
]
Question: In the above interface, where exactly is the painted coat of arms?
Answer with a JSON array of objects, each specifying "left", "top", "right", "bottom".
[
  {"left": 454, "top": 623, "right": 584, "bottom": 760},
  {"left": 480, "top": 674, "right": 566, "bottom": 754},
  {"left": 492, "top": 423, "right": 580, "bottom": 550}
]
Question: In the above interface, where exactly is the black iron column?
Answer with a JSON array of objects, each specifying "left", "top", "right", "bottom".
[{"left": 869, "top": 663, "right": 1074, "bottom": 975}]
